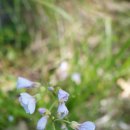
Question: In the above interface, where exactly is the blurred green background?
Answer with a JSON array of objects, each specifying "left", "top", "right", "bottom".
[{"left": 0, "top": 0, "right": 130, "bottom": 130}]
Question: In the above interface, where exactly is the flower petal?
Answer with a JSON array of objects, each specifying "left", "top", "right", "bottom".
[
  {"left": 19, "top": 92, "right": 36, "bottom": 114},
  {"left": 38, "top": 108, "right": 47, "bottom": 115},
  {"left": 79, "top": 121, "right": 95, "bottom": 130},
  {"left": 28, "top": 98, "right": 36, "bottom": 114},
  {"left": 58, "top": 89, "right": 69, "bottom": 102},
  {"left": 20, "top": 93, "right": 31, "bottom": 104},
  {"left": 17, "top": 77, "right": 34, "bottom": 89},
  {"left": 57, "top": 103, "right": 69, "bottom": 119},
  {"left": 37, "top": 116, "right": 48, "bottom": 130}
]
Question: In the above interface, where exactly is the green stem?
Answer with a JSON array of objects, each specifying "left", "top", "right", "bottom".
[
  {"left": 62, "top": 120, "right": 71, "bottom": 124},
  {"left": 52, "top": 123, "right": 56, "bottom": 130},
  {"left": 54, "top": 119, "right": 71, "bottom": 124},
  {"left": 49, "top": 100, "right": 57, "bottom": 111}
]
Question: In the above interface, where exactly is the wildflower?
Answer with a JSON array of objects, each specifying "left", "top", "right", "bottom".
[
  {"left": 48, "top": 86, "right": 54, "bottom": 91},
  {"left": 60, "top": 61, "right": 68, "bottom": 72},
  {"left": 38, "top": 108, "right": 47, "bottom": 115},
  {"left": 78, "top": 121, "right": 95, "bottom": 130},
  {"left": 57, "top": 61, "right": 69, "bottom": 80},
  {"left": 19, "top": 92, "right": 36, "bottom": 114},
  {"left": 58, "top": 89, "right": 69, "bottom": 102},
  {"left": 70, "top": 121, "right": 95, "bottom": 130},
  {"left": 71, "top": 73, "right": 81, "bottom": 84},
  {"left": 37, "top": 116, "right": 48, "bottom": 130},
  {"left": 57, "top": 102, "right": 69, "bottom": 119},
  {"left": 17, "top": 77, "right": 35, "bottom": 89}
]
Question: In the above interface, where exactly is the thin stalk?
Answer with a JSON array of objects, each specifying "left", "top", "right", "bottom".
[
  {"left": 54, "top": 119, "right": 71, "bottom": 124},
  {"left": 49, "top": 100, "right": 57, "bottom": 111},
  {"left": 52, "top": 123, "right": 56, "bottom": 130}
]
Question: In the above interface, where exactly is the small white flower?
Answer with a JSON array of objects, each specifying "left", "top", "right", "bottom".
[
  {"left": 17, "top": 77, "right": 35, "bottom": 89},
  {"left": 58, "top": 61, "right": 69, "bottom": 80},
  {"left": 19, "top": 92, "right": 36, "bottom": 114},
  {"left": 57, "top": 102, "right": 69, "bottom": 119},
  {"left": 71, "top": 73, "right": 81, "bottom": 84},
  {"left": 37, "top": 116, "right": 48, "bottom": 130},
  {"left": 58, "top": 89, "right": 69, "bottom": 102},
  {"left": 8, "top": 115, "right": 14, "bottom": 122},
  {"left": 60, "top": 61, "right": 68, "bottom": 71}
]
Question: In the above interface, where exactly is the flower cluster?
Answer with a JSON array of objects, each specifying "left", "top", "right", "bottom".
[
  {"left": 57, "top": 89, "right": 69, "bottom": 119},
  {"left": 17, "top": 77, "right": 95, "bottom": 130}
]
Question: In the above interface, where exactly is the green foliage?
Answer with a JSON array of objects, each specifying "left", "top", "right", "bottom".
[{"left": 0, "top": 0, "right": 71, "bottom": 53}]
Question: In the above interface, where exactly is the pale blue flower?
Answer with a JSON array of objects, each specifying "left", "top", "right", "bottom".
[
  {"left": 17, "top": 77, "right": 35, "bottom": 89},
  {"left": 37, "top": 116, "right": 48, "bottom": 130},
  {"left": 19, "top": 92, "right": 36, "bottom": 114},
  {"left": 71, "top": 121, "right": 95, "bottom": 130},
  {"left": 57, "top": 102, "right": 69, "bottom": 119},
  {"left": 58, "top": 89, "right": 69, "bottom": 102},
  {"left": 38, "top": 108, "right": 47, "bottom": 115},
  {"left": 48, "top": 86, "right": 54, "bottom": 91},
  {"left": 78, "top": 121, "right": 95, "bottom": 130}
]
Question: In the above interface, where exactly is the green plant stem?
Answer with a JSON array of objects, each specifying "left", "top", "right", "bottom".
[
  {"left": 54, "top": 119, "right": 71, "bottom": 124},
  {"left": 62, "top": 120, "right": 71, "bottom": 124},
  {"left": 52, "top": 123, "right": 56, "bottom": 130},
  {"left": 49, "top": 100, "right": 57, "bottom": 111}
]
